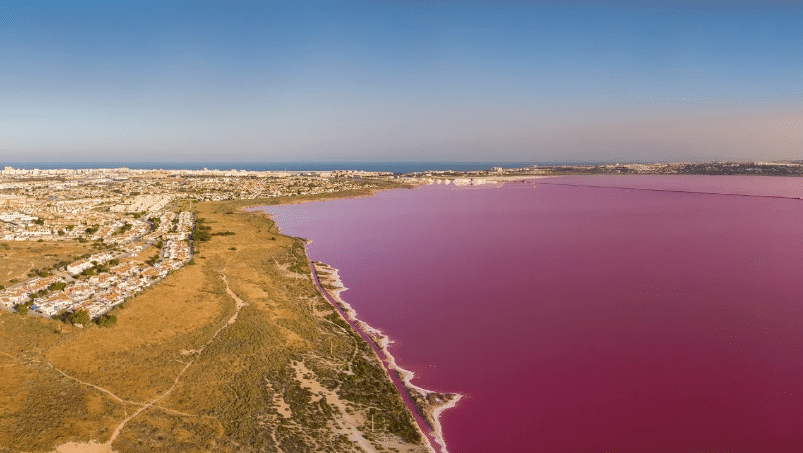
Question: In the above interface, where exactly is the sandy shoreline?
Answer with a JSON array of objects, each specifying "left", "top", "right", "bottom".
[
  {"left": 310, "top": 260, "right": 461, "bottom": 453},
  {"left": 254, "top": 178, "right": 554, "bottom": 452},
  {"left": 249, "top": 180, "right": 555, "bottom": 452}
]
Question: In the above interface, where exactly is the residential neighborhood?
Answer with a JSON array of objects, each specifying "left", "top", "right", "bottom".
[
  {"left": 3, "top": 161, "right": 802, "bottom": 322},
  {"left": 0, "top": 165, "right": 396, "bottom": 322},
  {"left": 0, "top": 208, "right": 194, "bottom": 320}
]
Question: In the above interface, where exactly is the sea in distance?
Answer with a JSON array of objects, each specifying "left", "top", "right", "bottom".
[
  {"left": 4, "top": 161, "right": 550, "bottom": 173},
  {"left": 265, "top": 175, "right": 803, "bottom": 452}
]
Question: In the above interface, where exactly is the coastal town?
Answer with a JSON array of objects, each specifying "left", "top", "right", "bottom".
[
  {"left": 0, "top": 206, "right": 194, "bottom": 321},
  {"left": 3, "top": 160, "right": 802, "bottom": 324},
  {"left": 0, "top": 166, "right": 393, "bottom": 322},
  {"left": 1, "top": 162, "right": 802, "bottom": 453},
  {"left": 0, "top": 164, "right": 441, "bottom": 453}
]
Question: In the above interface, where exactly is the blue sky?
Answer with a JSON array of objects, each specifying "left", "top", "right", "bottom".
[{"left": 1, "top": 0, "right": 801, "bottom": 163}]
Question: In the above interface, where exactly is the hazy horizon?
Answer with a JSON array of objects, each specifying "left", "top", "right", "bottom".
[{"left": 2, "top": 1, "right": 802, "bottom": 163}]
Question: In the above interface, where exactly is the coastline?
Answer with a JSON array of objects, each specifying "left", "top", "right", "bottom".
[
  {"left": 309, "top": 259, "right": 461, "bottom": 453},
  {"left": 248, "top": 179, "right": 553, "bottom": 452}
]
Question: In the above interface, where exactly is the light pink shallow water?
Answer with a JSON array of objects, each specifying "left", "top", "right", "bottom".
[{"left": 264, "top": 176, "right": 803, "bottom": 452}]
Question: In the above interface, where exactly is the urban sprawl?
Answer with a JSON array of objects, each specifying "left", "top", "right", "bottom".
[
  {"left": 0, "top": 166, "right": 379, "bottom": 322},
  {"left": 2, "top": 161, "right": 801, "bottom": 323}
]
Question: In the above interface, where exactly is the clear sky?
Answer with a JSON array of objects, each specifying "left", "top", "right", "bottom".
[{"left": 1, "top": 0, "right": 801, "bottom": 163}]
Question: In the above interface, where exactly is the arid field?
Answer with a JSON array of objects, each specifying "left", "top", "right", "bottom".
[
  {"left": 0, "top": 242, "right": 97, "bottom": 289},
  {"left": 0, "top": 183, "right": 425, "bottom": 453}
]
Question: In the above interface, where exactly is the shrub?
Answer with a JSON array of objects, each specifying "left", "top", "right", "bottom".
[
  {"left": 96, "top": 314, "right": 117, "bottom": 327},
  {"left": 115, "top": 222, "right": 133, "bottom": 236},
  {"left": 48, "top": 282, "right": 67, "bottom": 292},
  {"left": 194, "top": 230, "right": 212, "bottom": 242},
  {"left": 211, "top": 231, "right": 236, "bottom": 236},
  {"left": 145, "top": 253, "right": 160, "bottom": 266},
  {"left": 64, "top": 310, "right": 90, "bottom": 326}
]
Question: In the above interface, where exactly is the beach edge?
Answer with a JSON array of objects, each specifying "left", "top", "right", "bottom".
[{"left": 310, "top": 259, "right": 461, "bottom": 453}]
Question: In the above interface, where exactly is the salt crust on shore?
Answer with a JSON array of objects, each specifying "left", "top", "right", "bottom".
[{"left": 313, "top": 261, "right": 461, "bottom": 453}]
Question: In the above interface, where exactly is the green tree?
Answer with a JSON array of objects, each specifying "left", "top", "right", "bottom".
[
  {"left": 96, "top": 313, "right": 117, "bottom": 327},
  {"left": 194, "top": 230, "right": 211, "bottom": 242},
  {"left": 146, "top": 253, "right": 160, "bottom": 266},
  {"left": 48, "top": 282, "right": 67, "bottom": 292},
  {"left": 65, "top": 310, "right": 91, "bottom": 326}
]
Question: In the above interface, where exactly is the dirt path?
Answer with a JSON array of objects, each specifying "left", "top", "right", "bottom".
[
  {"left": 106, "top": 273, "right": 247, "bottom": 444},
  {"left": 48, "top": 363, "right": 137, "bottom": 407},
  {"left": 50, "top": 272, "right": 248, "bottom": 453},
  {"left": 5, "top": 349, "right": 137, "bottom": 411}
]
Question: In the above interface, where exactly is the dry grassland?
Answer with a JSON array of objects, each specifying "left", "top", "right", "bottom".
[
  {"left": 0, "top": 182, "right": 426, "bottom": 453},
  {"left": 0, "top": 242, "right": 96, "bottom": 287}
]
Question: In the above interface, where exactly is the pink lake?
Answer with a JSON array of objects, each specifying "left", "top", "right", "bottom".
[{"left": 263, "top": 175, "right": 803, "bottom": 452}]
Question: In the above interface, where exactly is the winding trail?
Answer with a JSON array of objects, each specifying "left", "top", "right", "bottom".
[
  {"left": 47, "top": 272, "right": 247, "bottom": 453},
  {"left": 106, "top": 272, "right": 247, "bottom": 446},
  {"left": 48, "top": 363, "right": 137, "bottom": 407}
]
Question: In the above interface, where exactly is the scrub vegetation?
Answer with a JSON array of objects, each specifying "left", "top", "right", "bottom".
[
  {"left": 0, "top": 182, "right": 425, "bottom": 453},
  {"left": 0, "top": 241, "right": 96, "bottom": 288}
]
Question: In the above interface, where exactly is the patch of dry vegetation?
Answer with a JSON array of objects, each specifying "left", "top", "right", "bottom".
[
  {"left": 0, "top": 241, "right": 96, "bottom": 287},
  {"left": 0, "top": 182, "right": 426, "bottom": 453}
]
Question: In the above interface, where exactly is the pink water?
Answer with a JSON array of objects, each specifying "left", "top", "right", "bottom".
[{"left": 264, "top": 176, "right": 803, "bottom": 452}]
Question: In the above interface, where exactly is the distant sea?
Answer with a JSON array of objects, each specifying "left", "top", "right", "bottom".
[{"left": 2, "top": 162, "right": 591, "bottom": 174}]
